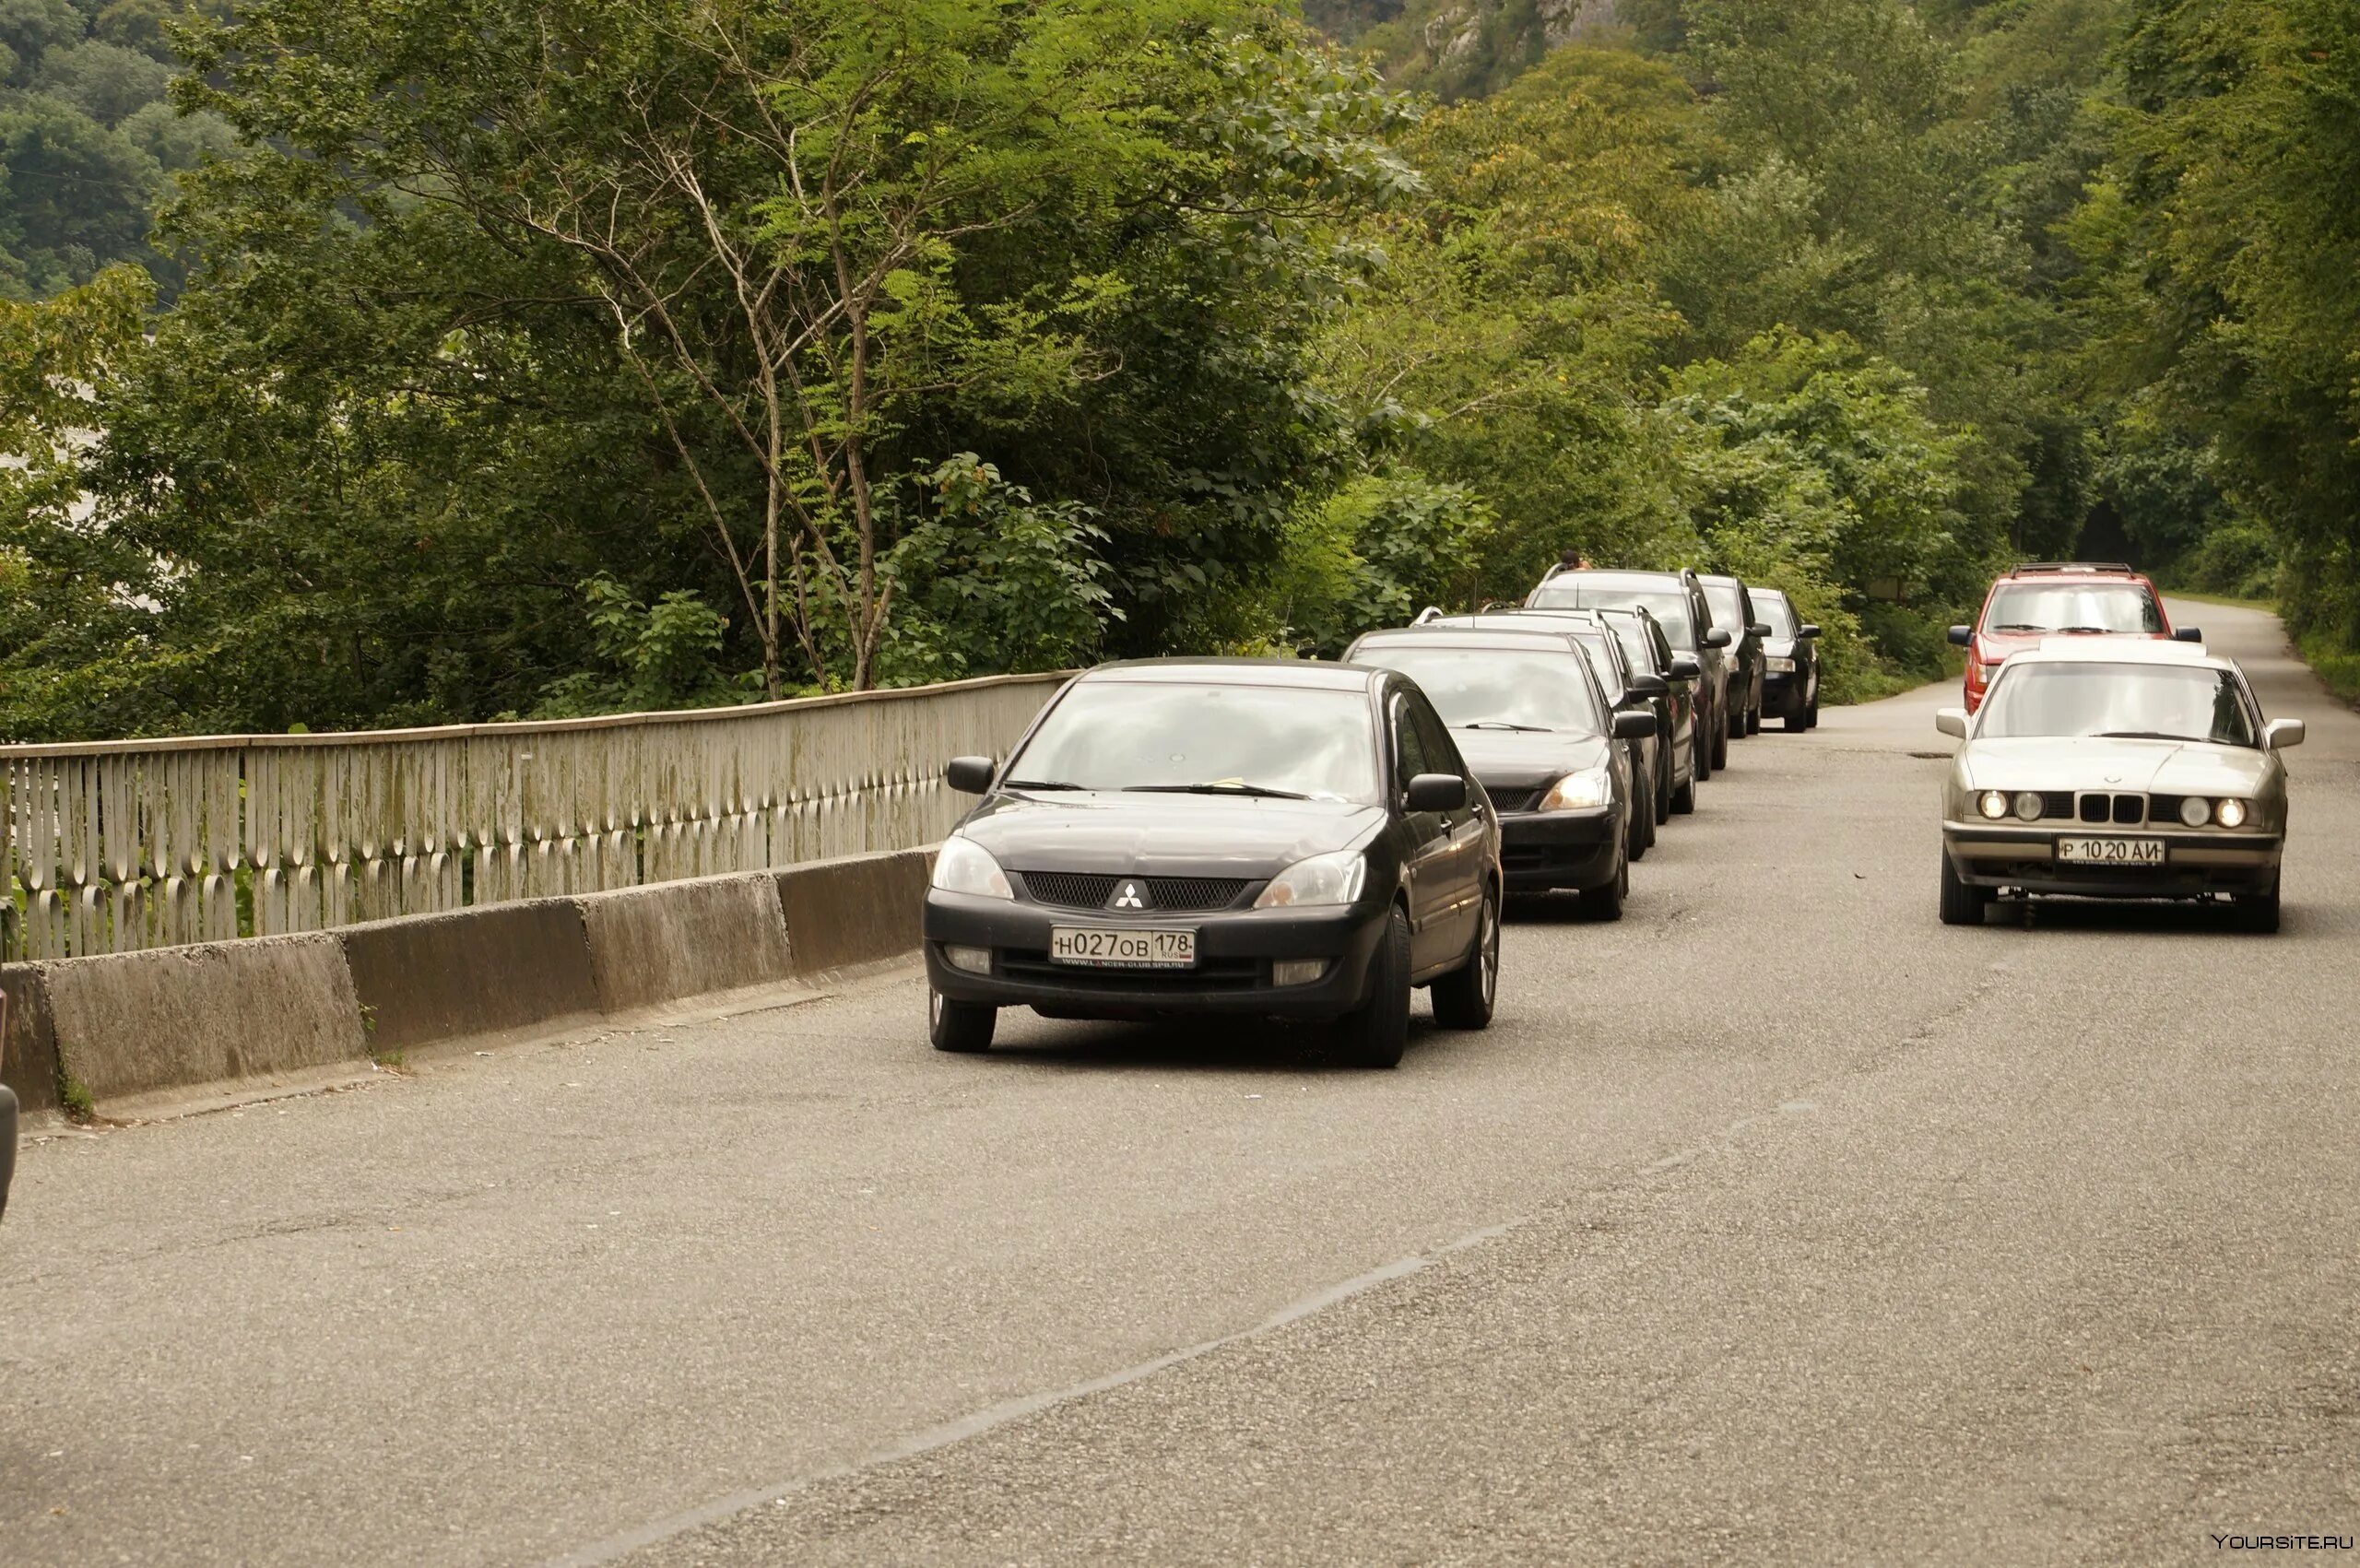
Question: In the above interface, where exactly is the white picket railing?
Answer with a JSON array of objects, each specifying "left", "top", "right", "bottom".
[{"left": 0, "top": 673, "right": 1065, "bottom": 961}]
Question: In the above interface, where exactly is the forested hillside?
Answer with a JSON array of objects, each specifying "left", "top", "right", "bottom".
[{"left": 1, "top": 0, "right": 2354, "bottom": 739}]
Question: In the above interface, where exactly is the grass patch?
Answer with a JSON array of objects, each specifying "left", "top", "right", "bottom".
[{"left": 2297, "top": 627, "right": 2360, "bottom": 709}]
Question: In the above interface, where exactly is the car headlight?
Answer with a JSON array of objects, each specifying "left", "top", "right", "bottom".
[
  {"left": 1254, "top": 849, "right": 1367, "bottom": 910},
  {"left": 1766, "top": 655, "right": 1796, "bottom": 673},
  {"left": 1977, "top": 790, "right": 2010, "bottom": 820},
  {"left": 1540, "top": 769, "right": 1613, "bottom": 811},
  {"left": 2216, "top": 797, "right": 2248, "bottom": 829},
  {"left": 931, "top": 835, "right": 1013, "bottom": 900},
  {"left": 2013, "top": 791, "right": 2044, "bottom": 821},
  {"left": 2177, "top": 796, "right": 2212, "bottom": 828}
]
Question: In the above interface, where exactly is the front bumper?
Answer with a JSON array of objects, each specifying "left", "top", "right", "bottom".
[
  {"left": 1498, "top": 808, "right": 1618, "bottom": 891},
  {"left": 923, "top": 891, "right": 1390, "bottom": 1020},
  {"left": 1764, "top": 668, "right": 1807, "bottom": 712},
  {"left": 1942, "top": 821, "right": 2283, "bottom": 898}
]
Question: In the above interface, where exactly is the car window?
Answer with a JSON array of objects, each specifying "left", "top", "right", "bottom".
[
  {"left": 1391, "top": 693, "right": 1433, "bottom": 791},
  {"left": 1351, "top": 644, "right": 1608, "bottom": 737},
  {"left": 1753, "top": 594, "right": 1799, "bottom": 638},
  {"left": 1408, "top": 701, "right": 1464, "bottom": 781},
  {"left": 1568, "top": 630, "right": 1629, "bottom": 701},
  {"left": 1977, "top": 663, "right": 2258, "bottom": 747},
  {"left": 1528, "top": 584, "right": 1695, "bottom": 648},
  {"left": 1011, "top": 680, "right": 1381, "bottom": 801},
  {"left": 1704, "top": 583, "right": 1745, "bottom": 634},
  {"left": 1606, "top": 620, "right": 1656, "bottom": 673},
  {"left": 1982, "top": 583, "right": 2163, "bottom": 634}
]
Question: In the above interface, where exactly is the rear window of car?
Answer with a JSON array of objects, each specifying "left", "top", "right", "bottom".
[
  {"left": 1349, "top": 645, "right": 1607, "bottom": 737},
  {"left": 1977, "top": 663, "right": 2257, "bottom": 748},
  {"left": 1982, "top": 582, "right": 2163, "bottom": 635},
  {"left": 1011, "top": 681, "right": 1380, "bottom": 801}
]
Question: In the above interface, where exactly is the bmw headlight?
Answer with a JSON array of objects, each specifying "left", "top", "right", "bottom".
[
  {"left": 1766, "top": 655, "right": 1796, "bottom": 673},
  {"left": 1254, "top": 849, "right": 1367, "bottom": 910},
  {"left": 1978, "top": 790, "right": 2010, "bottom": 820},
  {"left": 931, "top": 835, "right": 1013, "bottom": 900},
  {"left": 1540, "top": 769, "right": 1614, "bottom": 811},
  {"left": 2216, "top": 797, "right": 2249, "bottom": 829},
  {"left": 2013, "top": 792, "right": 2044, "bottom": 821},
  {"left": 2177, "top": 796, "right": 2212, "bottom": 828}
]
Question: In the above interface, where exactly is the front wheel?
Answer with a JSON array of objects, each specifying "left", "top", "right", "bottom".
[
  {"left": 1331, "top": 906, "right": 1412, "bottom": 1067},
  {"left": 1430, "top": 888, "right": 1498, "bottom": 1031},
  {"left": 1693, "top": 714, "right": 1714, "bottom": 783},
  {"left": 1937, "top": 851, "right": 1990, "bottom": 926},
  {"left": 1670, "top": 769, "right": 1696, "bottom": 815},
  {"left": 1745, "top": 699, "right": 1762, "bottom": 736},
  {"left": 1712, "top": 720, "right": 1729, "bottom": 771},
  {"left": 929, "top": 986, "right": 997, "bottom": 1053},
  {"left": 1583, "top": 848, "right": 1628, "bottom": 922}
]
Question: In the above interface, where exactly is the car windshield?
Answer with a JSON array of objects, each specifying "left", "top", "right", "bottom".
[
  {"left": 1753, "top": 594, "right": 1798, "bottom": 638},
  {"left": 1009, "top": 680, "right": 1380, "bottom": 802},
  {"left": 1983, "top": 582, "right": 2162, "bottom": 634},
  {"left": 1349, "top": 646, "right": 1606, "bottom": 737},
  {"left": 1529, "top": 584, "right": 1695, "bottom": 647},
  {"left": 1704, "top": 584, "right": 1745, "bottom": 633},
  {"left": 1605, "top": 620, "right": 1657, "bottom": 673},
  {"left": 1977, "top": 663, "right": 2256, "bottom": 747}
]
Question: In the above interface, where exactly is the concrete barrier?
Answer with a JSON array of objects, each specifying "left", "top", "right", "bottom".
[
  {"left": 341, "top": 901, "right": 601, "bottom": 1055},
  {"left": 1, "top": 846, "right": 936, "bottom": 1118},
  {"left": 2, "top": 965, "right": 61, "bottom": 1116},
  {"left": 776, "top": 849, "right": 937, "bottom": 978},
  {"left": 41, "top": 935, "right": 367, "bottom": 1109},
  {"left": 576, "top": 873, "right": 796, "bottom": 1014}
]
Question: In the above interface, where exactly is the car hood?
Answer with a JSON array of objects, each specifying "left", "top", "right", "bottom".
[
  {"left": 959, "top": 791, "right": 1384, "bottom": 878},
  {"left": 1976, "top": 629, "right": 2169, "bottom": 659},
  {"left": 1961, "top": 737, "right": 2273, "bottom": 796},
  {"left": 1763, "top": 637, "right": 1798, "bottom": 659},
  {"left": 1450, "top": 730, "right": 1612, "bottom": 792}
]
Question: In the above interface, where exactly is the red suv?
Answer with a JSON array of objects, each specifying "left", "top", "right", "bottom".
[{"left": 1948, "top": 563, "right": 2200, "bottom": 713}]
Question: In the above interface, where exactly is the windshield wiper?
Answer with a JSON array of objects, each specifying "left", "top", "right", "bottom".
[
  {"left": 1003, "top": 778, "right": 1087, "bottom": 791},
  {"left": 2090, "top": 731, "right": 2193, "bottom": 742},
  {"left": 2055, "top": 626, "right": 2118, "bottom": 635},
  {"left": 1457, "top": 720, "right": 1552, "bottom": 733},
  {"left": 1988, "top": 622, "right": 2047, "bottom": 632},
  {"left": 1125, "top": 782, "right": 1314, "bottom": 800}
]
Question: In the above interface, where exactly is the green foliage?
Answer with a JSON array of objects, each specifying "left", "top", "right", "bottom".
[
  {"left": 532, "top": 577, "right": 737, "bottom": 719},
  {"left": 1268, "top": 472, "right": 1495, "bottom": 654}
]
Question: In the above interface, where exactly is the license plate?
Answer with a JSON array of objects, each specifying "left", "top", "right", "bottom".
[
  {"left": 1049, "top": 926, "right": 1198, "bottom": 969},
  {"left": 2057, "top": 838, "right": 2166, "bottom": 866}
]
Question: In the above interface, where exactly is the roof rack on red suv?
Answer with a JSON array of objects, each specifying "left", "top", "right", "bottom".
[{"left": 2007, "top": 562, "right": 2134, "bottom": 577}]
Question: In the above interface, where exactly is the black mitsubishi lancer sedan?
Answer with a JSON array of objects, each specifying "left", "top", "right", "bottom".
[{"left": 923, "top": 660, "right": 1503, "bottom": 1068}]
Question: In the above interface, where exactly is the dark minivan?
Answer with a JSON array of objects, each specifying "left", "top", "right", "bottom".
[{"left": 924, "top": 660, "right": 1503, "bottom": 1067}]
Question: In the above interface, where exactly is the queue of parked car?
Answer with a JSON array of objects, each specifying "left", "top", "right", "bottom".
[{"left": 919, "top": 564, "right": 1818, "bottom": 1066}]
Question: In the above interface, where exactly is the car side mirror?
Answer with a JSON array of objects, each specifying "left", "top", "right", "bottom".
[
  {"left": 1612, "top": 710, "right": 1658, "bottom": 740},
  {"left": 1799, "top": 624, "right": 1822, "bottom": 640},
  {"left": 1934, "top": 708, "right": 1968, "bottom": 740},
  {"left": 1669, "top": 654, "right": 1702, "bottom": 680},
  {"left": 1947, "top": 625, "right": 1973, "bottom": 647},
  {"left": 1628, "top": 672, "right": 1669, "bottom": 698},
  {"left": 2265, "top": 718, "right": 2307, "bottom": 750},
  {"left": 1704, "top": 628, "right": 1732, "bottom": 648},
  {"left": 2174, "top": 626, "right": 2203, "bottom": 643},
  {"left": 946, "top": 756, "right": 997, "bottom": 795},
  {"left": 1749, "top": 622, "right": 1772, "bottom": 638},
  {"left": 1406, "top": 772, "right": 1468, "bottom": 813}
]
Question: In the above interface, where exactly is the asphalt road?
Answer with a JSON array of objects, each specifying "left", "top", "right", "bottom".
[{"left": 4, "top": 598, "right": 2354, "bottom": 1566}]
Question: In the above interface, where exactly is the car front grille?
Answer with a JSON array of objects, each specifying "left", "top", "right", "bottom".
[
  {"left": 1014, "top": 872, "right": 1255, "bottom": 913},
  {"left": 1489, "top": 788, "right": 1547, "bottom": 814},
  {"left": 2073, "top": 792, "right": 2149, "bottom": 826}
]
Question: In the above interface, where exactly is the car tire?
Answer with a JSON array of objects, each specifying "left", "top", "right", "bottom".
[
  {"left": 2235, "top": 883, "right": 2282, "bottom": 934},
  {"left": 1693, "top": 716, "right": 1713, "bottom": 783},
  {"left": 929, "top": 986, "right": 997, "bottom": 1053},
  {"left": 1784, "top": 699, "right": 1807, "bottom": 733},
  {"left": 1670, "top": 771, "right": 1696, "bottom": 815},
  {"left": 1331, "top": 906, "right": 1412, "bottom": 1067},
  {"left": 1805, "top": 692, "right": 1821, "bottom": 730},
  {"left": 1937, "top": 851, "right": 1990, "bottom": 926},
  {"left": 1712, "top": 721, "right": 1729, "bottom": 771},
  {"left": 1430, "top": 887, "right": 1498, "bottom": 1032},
  {"left": 1728, "top": 700, "right": 1747, "bottom": 741},
  {"left": 1656, "top": 751, "right": 1673, "bottom": 824},
  {"left": 1584, "top": 849, "right": 1628, "bottom": 922},
  {"left": 1745, "top": 699, "right": 1762, "bottom": 737},
  {"left": 1627, "top": 796, "right": 1649, "bottom": 862}
]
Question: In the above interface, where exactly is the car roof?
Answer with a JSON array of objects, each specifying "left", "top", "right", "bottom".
[
  {"left": 2011, "top": 638, "right": 2228, "bottom": 671},
  {"left": 1696, "top": 573, "right": 1743, "bottom": 589},
  {"left": 1748, "top": 584, "right": 1790, "bottom": 602},
  {"left": 2002, "top": 561, "right": 2145, "bottom": 580},
  {"left": 1351, "top": 628, "right": 1585, "bottom": 654},
  {"left": 1988, "top": 566, "right": 2155, "bottom": 588},
  {"left": 1541, "top": 570, "right": 1691, "bottom": 591},
  {"left": 1079, "top": 657, "right": 1377, "bottom": 692}
]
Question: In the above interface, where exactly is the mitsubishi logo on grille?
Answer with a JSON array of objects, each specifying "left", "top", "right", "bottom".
[{"left": 1110, "top": 880, "right": 1150, "bottom": 911}]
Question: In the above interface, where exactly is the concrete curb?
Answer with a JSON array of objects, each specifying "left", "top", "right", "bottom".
[{"left": 0, "top": 847, "right": 937, "bottom": 1118}]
